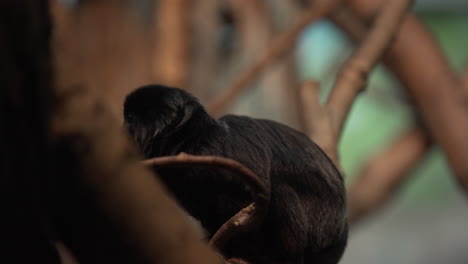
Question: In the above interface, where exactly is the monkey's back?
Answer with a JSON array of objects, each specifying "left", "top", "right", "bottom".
[
  {"left": 153, "top": 114, "right": 348, "bottom": 263},
  {"left": 215, "top": 115, "right": 348, "bottom": 263}
]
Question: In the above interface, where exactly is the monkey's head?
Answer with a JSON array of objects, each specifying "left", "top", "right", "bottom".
[{"left": 124, "top": 84, "right": 214, "bottom": 158}]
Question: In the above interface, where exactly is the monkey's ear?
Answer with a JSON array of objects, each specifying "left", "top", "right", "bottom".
[
  {"left": 174, "top": 108, "right": 192, "bottom": 129},
  {"left": 172, "top": 101, "right": 203, "bottom": 131}
]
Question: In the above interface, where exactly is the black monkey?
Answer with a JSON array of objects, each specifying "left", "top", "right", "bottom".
[{"left": 123, "top": 84, "right": 348, "bottom": 264}]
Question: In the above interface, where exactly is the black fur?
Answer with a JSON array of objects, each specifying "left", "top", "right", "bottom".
[{"left": 124, "top": 84, "right": 348, "bottom": 264}]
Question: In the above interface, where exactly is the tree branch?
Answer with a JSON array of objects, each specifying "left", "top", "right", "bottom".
[
  {"left": 52, "top": 1, "right": 228, "bottom": 262},
  {"left": 209, "top": 203, "right": 256, "bottom": 252},
  {"left": 334, "top": 0, "right": 468, "bottom": 193},
  {"left": 302, "top": 0, "right": 412, "bottom": 165},
  {"left": 326, "top": 0, "right": 413, "bottom": 142},
  {"left": 206, "top": 0, "right": 341, "bottom": 116},
  {"left": 300, "top": 81, "right": 340, "bottom": 165},
  {"left": 187, "top": 0, "right": 222, "bottom": 100},
  {"left": 332, "top": 5, "right": 468, "bottom": 217},
  {"left": 144, "top": 153, "right": 271, "bottom": 251},
  {"left": 347, "top": 126, "right": 431, "bottom": 224},
  {"left": 152, "top": 0, "right": 191, "bottom": 88}
]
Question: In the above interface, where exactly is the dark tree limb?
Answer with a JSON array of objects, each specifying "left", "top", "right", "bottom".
[
  {"left": 0, "top": 0, "right": 60, "bottom": 262},
  {"left": 52, "top": 1, "right": 229, "bottom": 263},
  {"left": 144, "top": 153, "right": 271, "bottom": 251}
]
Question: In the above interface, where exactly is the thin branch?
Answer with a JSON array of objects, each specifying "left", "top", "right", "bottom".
[
  {"left": 326, "top": 0, "right": 413, "bottom": 140},
  {"left": 301, "top": 0, "right": 412, "bottom": 166},
  {"left": 332, "top": 5, "right": 468, "bottom": 218},
  {"left": 143, "top": 153, "right": 270, "bottom": 200},
  {"left": 336, "top": 0, "right": 468, "bottom": 192},
  {"left": 206, "top": 0, "right": 341, "bottom": 116},
  {"left": 347, "top": 126, "right": 431, "bottom": 224},
  {"left": 143, "top": 153, "right": 271, "bottom": 251},
  {"left": 209, "top": 203, "right": 256, "bottom": 252},
  {"left": 300, "top": 81, "right": 340, "bottom": 166},
  {"left": 227, "top": 258, "right": 251, "bottom": 264},
  {"left": 152, "top": 0, "right": 190, "bottom": 88},
  {"left": 187, "top": 0, "right": 222, "bottom": 100}
]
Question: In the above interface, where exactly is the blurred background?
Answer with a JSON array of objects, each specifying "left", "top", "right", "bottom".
[
  {"left": 54, "top": 0, "right": 468, "bottom": 263},
  {"left": 309, "top": 3, "right": 468, "bottom": 264}
]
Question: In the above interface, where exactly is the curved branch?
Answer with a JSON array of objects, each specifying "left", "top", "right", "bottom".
[
  {"left": 143, "top": 153, "right": 269, "bottom": 200},
  {"left": 301, "top": 0, "right": 412, "bottom": 166},
  {"left": 209, "top": 203, "right": 256, "bottom": 251},
  {"left": 206, "top": 0, "right": 341, "bottom": 116},
  {"left": 336, "top": 0, "right": 468, "bottom": 192},
  {"left": 326, "top": 0, "right": 413, "bottom": 140},
  {"left": 347, "top": 126, "right": 431, "bottom": 224},
  {"left": 143, "top": 153, "right": 271, "bottom": 251}
]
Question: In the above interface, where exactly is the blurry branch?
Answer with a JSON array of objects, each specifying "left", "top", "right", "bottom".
[
  {"left": 261, "top": 0, "right": 304, "bottom": 130},
  {"left": 144, "top": 152, "right": 270, "bottom": 252},
  {"left": 50, "top": 0, "right": 71, "bottom": 35},
  {"left": 53, "top": 84, "right": 226, "bottom": 264},
  {"left": 222, "top": 0, "right": 273, "bottom": 98},
  {"left": 187, "top": 0, "right": 222, "bottom": 100},
  {"left": 52, "top": 0, "right": 153, "bottom": 123},
  {"left": 302, "top": 0, "right": 412, "bottom": 165},
  {"left": 347, "top": 63, "right": 468, "bottom": 224},
  {"left": 329, "top": 5, "right": 364, "bottom": 43},
  {"left": 228, "top": 0, "right": 273, "bottom": 52},
  {"left": 152, "top": 0, "right": 190, "bottom": 88},
  {"left": 55, "top": 242, "right": 79, "bottom": 264},
  {"left": 226, "top": 258, "right": 251, "bottom": 264},
  {"left": 347, "top": 127, "right": 431, "bottom": 224},
  {"left": 463, "top": 64, "right": 468, "bottom": 92},
  {"left": 206, "top": 0, "right": 341, "bottom": 116},
  {"left": 345, "top": 63, "right": 468, "bottom": 224},
  {"left": 326, "top": 0, "right": 412, "bottom": 150},
  {"left": 209, "top": 0, "right": 274, "bottom": 102},
  {"left": 333, "top": 0, "right": 468, "bottom": 192},
  {"left": 225, "top": 0, "right": 303, "bottom": 128},
  {"left": 52, "top": 0, "right": 227, "bottom": 263},
  {"left": 301, "top": 81, "right": 338, "bottom": 164}
]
